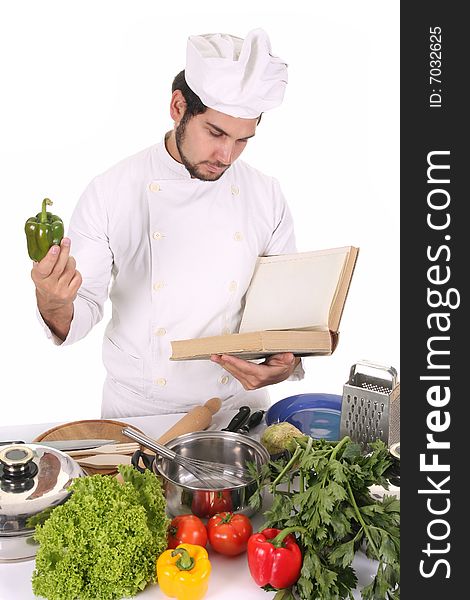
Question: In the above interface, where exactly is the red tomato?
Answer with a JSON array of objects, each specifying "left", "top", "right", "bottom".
[
  {"left": 167, "top": 514, "right": 208, "bottom": 549},
  {"left": 191, "top": 490, "right": 233, "bottom": 518},
  {"left": 206, "top": 512, "right": 253, "bottom": 556}
]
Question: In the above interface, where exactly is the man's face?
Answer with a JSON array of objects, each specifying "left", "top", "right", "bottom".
[{"left": 175, "top": 108, "right": 258, "bottom": 181}]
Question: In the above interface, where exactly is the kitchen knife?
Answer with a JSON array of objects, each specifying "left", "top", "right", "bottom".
[
  {"left": 237, "top": 410, "right": 265, "bottom": 434},
  {"left": 221, "top": 406, "right": 251, "bottom": 432},
  {"left": 0, "top": 439, "right": 118, "bottom": 451},
  {"left": 40, "top": 439, "right": 119, "bottom": 451}
]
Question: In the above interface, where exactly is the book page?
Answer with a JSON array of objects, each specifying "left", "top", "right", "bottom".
[{"left": 239, "top": 247, "right": 350, "bottom": 333}]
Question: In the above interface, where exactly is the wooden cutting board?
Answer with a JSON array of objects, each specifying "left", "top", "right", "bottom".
[{"left": 33, "top": 419, "right": 144, "bottom": 476}]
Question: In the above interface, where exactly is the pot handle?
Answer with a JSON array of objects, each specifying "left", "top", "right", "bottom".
[{"left": 131, "top": 449, "right": 155, "bottom": 473}]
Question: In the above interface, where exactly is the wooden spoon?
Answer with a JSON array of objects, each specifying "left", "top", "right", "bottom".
[
  {"left": 67, "top": 442, "right": 139, "bottom": 457},
  {"left": 76, "top": 454, "right": 132, "bottom": 469}
]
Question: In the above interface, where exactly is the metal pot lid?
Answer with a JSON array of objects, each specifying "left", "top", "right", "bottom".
[{"left": 0, "top": 443, "right": 84, "bottom": 536}]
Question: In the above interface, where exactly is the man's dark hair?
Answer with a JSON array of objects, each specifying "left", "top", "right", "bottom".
[{"left": 172, "top": 70, "right": 207, "bottom": 116}]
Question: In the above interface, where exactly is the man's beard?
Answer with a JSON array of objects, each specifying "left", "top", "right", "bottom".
[{"left": 175, "top": 115, "right": 229, "bottom": 181}]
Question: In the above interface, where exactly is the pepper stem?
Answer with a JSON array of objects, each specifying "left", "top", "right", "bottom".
[
  {"left": 41, "top": 198, "right": 53, "bottom": 224},
  {"left": 171, "top": 547, "right": 195, "bottom": 571},
  {"left": 270, "top": 526, "right": 307, "bottom": 548}
]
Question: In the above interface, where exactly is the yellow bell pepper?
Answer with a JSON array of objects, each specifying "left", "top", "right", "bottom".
[{"left": 156, "top": 543, "right": 211, "bottom": 600}]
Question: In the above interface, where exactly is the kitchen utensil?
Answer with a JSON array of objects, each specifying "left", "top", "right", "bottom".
[
  {"left": 33, "top": 419, "right": 145, "bottom": 476},
  {"left": 75, "top": 454, "right": 132, "bottom": 469},
  {"left": 123, "top": 427, "right": 253, "bottom": 489},
  {"left": 0, "top": 439, "right": 118, "bottom": 450},
  {"left": 221, "top": 405, "right": 251, "bottom": 432},
  {"left": 155, "top": 397, "right": 222, "bottom": 445},
  {"left": 40, "top": 439, "right": 118, "bottom": 451},
  {"left": 265, "top": 393, "right": 342, "bottom": 441},
  {"left": 0, "top": 443, "right": 84, "bottom": 562},
  {"left": 237, "top": 409, "right": 265, "bottom": 434},
  {"left": 133, "top": 430, "right": 270, "bottom": 518},
  {"left": 339, "top": 360, "right": 400, "bottom": 450},
  {"left": 66, "top": 442, "right": 139, "bottom": 457}
]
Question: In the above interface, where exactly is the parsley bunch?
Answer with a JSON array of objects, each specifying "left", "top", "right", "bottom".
[{"left": 253, "top": 436, "right": 400, "bottom": 600}]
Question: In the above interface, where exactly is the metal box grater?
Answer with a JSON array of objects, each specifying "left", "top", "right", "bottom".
[{"left": 340, "top": 361, "right": 400, "bottom": 450}]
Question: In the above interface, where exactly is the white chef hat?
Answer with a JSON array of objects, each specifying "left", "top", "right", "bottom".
[{"left": 185, "top": 28, "right": 288, "bottom": 119}]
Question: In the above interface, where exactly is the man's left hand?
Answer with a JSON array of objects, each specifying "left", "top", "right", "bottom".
[{"left": 210, "top": 352, "right": 301, "bottom": 390}]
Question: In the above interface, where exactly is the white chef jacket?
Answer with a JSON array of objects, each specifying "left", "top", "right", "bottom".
[{"left": 41, "top": 139, "right": 304, "bottom": 417}]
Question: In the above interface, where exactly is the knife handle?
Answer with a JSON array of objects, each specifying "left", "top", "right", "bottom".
[
  {"left": 221, "top": 406, "right": 251, "bottom": 432},
  {"left": 238, "top": 410, "right": 265, "bottom": 434}
]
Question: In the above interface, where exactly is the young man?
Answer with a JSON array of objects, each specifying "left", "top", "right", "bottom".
[{"left": 30, "top": 28, "right": 304, "bottom": 418}]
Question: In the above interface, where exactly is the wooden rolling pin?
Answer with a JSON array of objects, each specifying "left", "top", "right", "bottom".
[{"left": 156, "top": 397, "right": 222, "bottom": 445}]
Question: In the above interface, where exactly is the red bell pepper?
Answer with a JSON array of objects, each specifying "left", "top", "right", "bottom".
[{"left": 247, "top": 527, "right": 305, "bottom": 590}]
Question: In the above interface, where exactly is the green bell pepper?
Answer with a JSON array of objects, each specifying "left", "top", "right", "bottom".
[{"left": 25, "top": 198, "right": 64, "bottom": 262}]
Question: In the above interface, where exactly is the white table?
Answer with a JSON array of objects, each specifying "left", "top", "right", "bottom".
[{"left": 0, "top": 413, "right": 379, "bottom": 600}]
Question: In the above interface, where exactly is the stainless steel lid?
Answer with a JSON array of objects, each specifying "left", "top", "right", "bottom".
[{"left": 0, "top": 444, "right": 84, "bottom": 537}]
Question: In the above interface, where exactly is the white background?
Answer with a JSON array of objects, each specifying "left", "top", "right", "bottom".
[{"left": 1, "top": 1, "right": 399, "bottom": 427}]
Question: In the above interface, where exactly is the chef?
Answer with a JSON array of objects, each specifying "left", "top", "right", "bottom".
[{"left": 30, "top": 28, "right": 305, "bottom": 418}]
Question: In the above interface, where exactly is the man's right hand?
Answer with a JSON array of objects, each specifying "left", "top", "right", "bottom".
[{"left": 31, "top": 237, "right": 82, "bottom": 341}]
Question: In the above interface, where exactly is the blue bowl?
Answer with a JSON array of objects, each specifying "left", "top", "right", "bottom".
[{"left": 265, "top": 393, "right": 342, "bottom": 441}]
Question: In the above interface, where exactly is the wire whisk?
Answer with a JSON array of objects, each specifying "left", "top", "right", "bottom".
[{"left": 122, "top": 427, "right": 254, "bottom": 489}]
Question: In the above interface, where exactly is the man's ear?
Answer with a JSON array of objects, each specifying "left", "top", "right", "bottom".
[{"left": 170, "top": 90, "right": 187, "bottom": 123}]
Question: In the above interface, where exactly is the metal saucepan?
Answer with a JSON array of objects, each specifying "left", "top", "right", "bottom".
[{"left": 131, "top": 430, "right": 270, "bottom": 519}]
